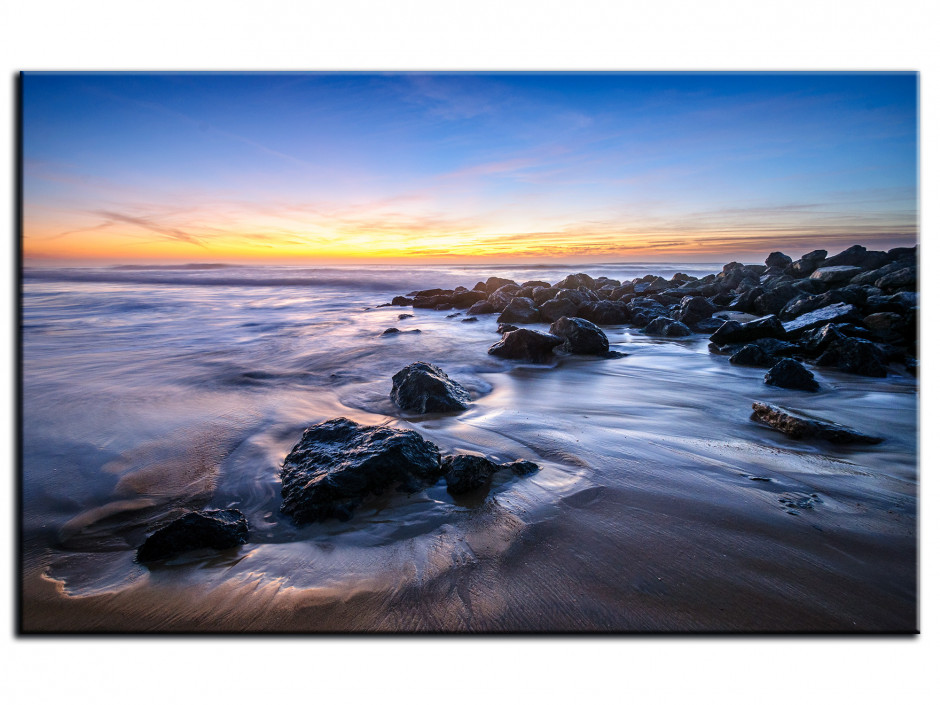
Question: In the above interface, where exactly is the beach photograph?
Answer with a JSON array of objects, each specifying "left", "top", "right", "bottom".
[{"left": 19, "top": 70, "right": 918, "bottom": 633}]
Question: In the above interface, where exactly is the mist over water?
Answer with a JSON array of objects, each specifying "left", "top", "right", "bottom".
[{"left": 21, "top": 263, "right": 917, "bottom": 631}]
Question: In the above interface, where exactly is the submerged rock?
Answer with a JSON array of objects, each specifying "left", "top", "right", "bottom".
[
  {"left": 136, "top": 509, "right": 249, "bottom": 563},
  {"left": 548, "top": 316, "right": 609, "bottom": 354},
  {"left": 488, "top": 328, "right": 563, "bottom": 363},
  {"left": 752, "top": 402, "right": 883, "bottom": 444},
  {"left": 280, "top": 417, "right": 442, "bottom": 523},
  {"left": 441, "top": 454, "right": 500, "bottom": 495},
  {"left": 764, "top": 359, "right": 820, "bottom": 391},
  {"left": 390, "top": 361, "right": 471, "bottom": 413}
]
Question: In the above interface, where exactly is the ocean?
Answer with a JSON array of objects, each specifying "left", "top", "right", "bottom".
[{"left": 20, "top": 263, "right": 918, "bottom": 631}]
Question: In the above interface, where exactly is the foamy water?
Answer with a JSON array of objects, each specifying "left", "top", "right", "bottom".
[{"left": 21, "top": 264, "right": 917, "bottom": 631}]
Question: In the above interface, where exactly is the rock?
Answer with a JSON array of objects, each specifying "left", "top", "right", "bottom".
[
  {"left": 691, "top": 317, "right": 725, "bottom": 333},
  {"left": 820, "top": 244, "right": 868, "bottom": 267},
  {"left": 381, "top": 328, "right": 401, "bottom": 336},
  {"left": 785, "top": 258, "right": 821, "bottom": 278},
  {"left": 555, "top": 273, "right": 596, "bottom": 290},
  {"left": 863, "top": 312, "right": 905, "bottom": 341},
  {"left": 391, "top": 296, "right": 413, "bottom": 306},
  {"left": 781, "top": 303, "right": 860, "bottom": 337},
  {"left": 799, "top": 322, "right": 846, "bottom": 356},
  {"left": 467, "top": 300, "right": 496, "bottom": 315},
  {"left": 643, "top": 317, "right": 692, "bottom": 337},
  {"left": 522, "top": 280, "right": 553, "bottom": 289},
  {"left": 503, "top": 459, "right": 540, "bottom": 476},
  {"left": 549, "top": 316, "right": 609, "bottom": 354},
  {"left": 810, "top": 266, "right": 863, "bottom": 285},
  {"left": 497, "top": 296, "right": 541, "bottom": 324},
  {"left": 577, "top": 300, "right": 631, "bottom": 325},
  {"left": 446, "top": 312, "right": 461, "bottom": 318},
  {"left": 709, "top": 315, "right": 786, "bottom": 346},
  {"left": 624, "top": 298, "right": 669, "bottom": 327},
  {"left": 729, "top": 344, "right": 774, "bottom": 367},
  {"left": 487, "top": 284, "right": 523, "bottom": 310},
  {"left": 485, "top": 276, "right": 517, "bottom": 293},
  {"left": 461, "top": 317, "right": 478, "bottom": 323},
  {"left": 488, "top": 328, "right": 563, "bottom": 363},
  {"left": 815, "top": 336, "right": 888, "bottom": 377},
  {"left": 279, "top": 418, "right": 442, "bottom": 523},
  {"left": 875, "top": 266, "right": 916, "bottom": 292},
  {"left": 410, "top": 288, "right": 453, "bottom": 298},
  {"left": 674, "top": 295, "right": 716, "bottom": 325},
  {"left": 497, "top": 322, "right": 519, "bottom": 334},
  {"left": 539, "top": 296, "right": 581, "bottom": 322},
  {"left": 764, "top": 359, "right": 820, "bottom": 391},
  {"left": 765, "top": 252, "right": 793, "bottom": 268},
  {"left": 802, "top": 249, "right": 828, "bottom": 262},
  {"left": 441, "top": 454, "right": 500, "bottom": 495},
  {"left": 865, "top": 291, "right": 917, "bottom": 315},
  {"left": 390, "top": 362, "right": 471, "bottom": 413},
  {"left": 136, "top": 509, "right": 249, "bottom": 563},
  {"left": 398, "top": 313, "right": 414, "bottom": 320},
  {"left": 752, "top": 402, "right": 883, "bottom": 444},
  {"left": 533, "top": 286, "right": 561, "bottom": 306},
  {"left": 453, "top": 290, "right": 488, "bottom": 308}
]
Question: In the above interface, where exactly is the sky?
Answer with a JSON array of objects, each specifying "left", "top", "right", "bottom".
[{"left": 21, "top": 72, "right": 918, "bottom": 265}]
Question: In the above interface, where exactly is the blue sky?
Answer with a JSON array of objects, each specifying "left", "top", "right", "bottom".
[{"left": 22, "top": 72, "right": 918, "bottom": 263}]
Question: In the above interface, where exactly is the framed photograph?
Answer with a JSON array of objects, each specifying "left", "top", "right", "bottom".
[{"left": 19, "top": 71, "right": 918, "bottom": 633}]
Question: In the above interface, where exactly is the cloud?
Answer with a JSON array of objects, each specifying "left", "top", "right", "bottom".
[{"left": 93, "top": 210, "right": 208, "bottom": 248}]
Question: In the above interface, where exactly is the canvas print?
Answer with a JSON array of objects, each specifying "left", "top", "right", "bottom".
[{"left": 20, "top": 72, "right": 917, "bottom": 633}]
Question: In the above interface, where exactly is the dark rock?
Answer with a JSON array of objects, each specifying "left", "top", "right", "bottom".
[
  {"left": 729, "top": 344, "right": 774, "bottom": 367},
  {"left": 410, "top": 288, "right": 453, "bottom": 298},
  {"left": 539, "top": 296, "right": 581, "bottom": 322},
  {"left": 644, "top": 317, "right": 692, "bottom": 337},
  {"left": 865, "top": 291, "right": 917, "bottom": 315},
  {"left": 472, "top": 281, "right": 487, "bottom": 292},
  {"left": 485, "top": 276, "right": 517, "bottom": 294},
  {"left": 279, "top": 418, "right": 442, "bottom": 523},
  {"left": 533, "top": 286, "right": 561, "bottom": 306},
  {"left": 754, "top": 283, "right": 801, "bottom": 317},
  {"left": 610, "top": 283, "right": 636, "bottom": 300},
  {"left": 549, "top": 316, "right": 610, "bottom": 354},
  {"left": 381, "top": 327, "right": 401, "bottom": 336},
  {"left": 497, "top": 322, "right": 519, "bottom": 334},
  {"left": 815, "top": 336, "right": 888, "bottom": 377},
  {"left": 434, "top": 303, "right": 454, "bottom": 310},
  {"left": 820, "top": 245, "right": 869, "bottom": 268},
  {"left": 136, "top": 509, "right": 249, "bottom": 563},
  {"left": 781, "top": 303, "right": 860, "bottom": 337},
  {"left": 709, "top": 315, "right": 786, "bottom": 346},
  {"left": 764, "top": 359, "right": 820, "bottom": 391},
  {"left": 802, "top": 249, "right": 828, "bottom": 262},
  {"left": 887, "top": 246, "right": 916, "bottom": 262},
  {"left": 674, "top": 295, "right": 716, "bottom": 324},
  {"left": 391, "top": 296, "right": 413, "bottom": 306},
  {"left": 503, "top": 459, "right": 540, "bottom": 476},
  {"left": 487, "top": 284, "right": 522, "bottom": 310},
  {"left": 441, "top": 454, "right": 499, "bottom": 495},
  {"left": 863, "top": 312, "right": 905, "bottom": 341},
  {"left": 634, "top": 277, "right": 670, "bottom": 294},
  {"left": 446, "top": 312, "right": 462, "bottom": 318},
  {"left": 728, "top": 287, "right": 763, "bottom": 313},
  {"left": 555, "top": 273, "right": 596, "bottom": 290},
  {"left": 467, "top": 300, "right": 496, "bottom": 315},
  {"left": 453, "top": 290, "right": 488, "bottom": 308},
  {"left": 461, "top": 317, "right": 478, "bottom": 323},
  {"left": 398, "top": 313, "right": 414, "bottom": 320},
  {"left": 691, "top": 317, "right": 725, "bottom": 333},
  {"left": 875, "top": 266, "right": 916, "bottom": 292},
  {"left": 810, "top": 266, "right": 863, "bottom": 285},
  {"left": 497, "top": 296, "right": 541, "bottom": 324},
  {"left": 850, "top": 260, "right": 909, "bottom": 286},
  {"left": 522, "top": 280, "right": 552, "bottom": 289},
  {"left": 390, "top": 362, "right": 471, "bottom": 413},
  {"left": 624, "top": 298, "right": 669, "bottom": 327},
  {"left": 765, "top": 252, "right": 793, "bottom": 268},
  {"left": 488, "top": 328, "right": 563, "bottom": 363},
  {"left": 752, "top": 402, "right": 882, "bottom": 444},
  {"left": 785, "top": 258, "right": 821, "bottom": 278},
  {"left": 577, "top": 300, "right": 631, "bottom": 325},
  {"left": 799, "top": 322, "right": 846, "bottom": 356}
]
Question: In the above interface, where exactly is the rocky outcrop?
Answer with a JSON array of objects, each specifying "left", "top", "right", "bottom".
[
  {"left": 752, "top": 402, "right": 883, "bottom": 444},
  {"left": 279, "top": 418, "right": 442, "bottom": 523},
  {"left": 549, "top": 316, "right": 609, "bottom": 354},
  {"left": 390, "top": 362, "right": 471, "bottom": 413},
  {"left": 488, "top": 328, "right": 563, "bottom": 363},
  {"left": 764, "top": 359, "right": 820, "bottom": 391},
  {"left": 136, "top": 509, "right": 249, "bottom": 563},
  {"left": 643, "top": 317, "right": 692, "bottom": 337}
]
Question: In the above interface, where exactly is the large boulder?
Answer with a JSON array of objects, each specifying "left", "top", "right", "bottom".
[
  {"left": 485, "top": 276, "right": 517, "bottom": 293},
  {"left": 674, "top": 295, "right": 716, "bottom": 324},
  {"left": 781, "top": 303, "right": 860, "bottom": 337},
  {"left": 549, "top": 316, "right": 609, "bottom": 354},
  {"left": 875, "top": 266, "right": 916, "bottom": 292},
  {"left": 709, "top": 315, "right": 786, "bottom": 346},
  {"left": 729, "top": 344, "right": 774, "bottom": 367},
  {"left": 279, "top": 418, "right": 442, "bottom": 523},
  {"left": 555, "top": 273, "right": 596, "bottom": 290},
  {"left": 815, "top": 336, "right": 888, "bottom": 377},
  {"left": 810, "top": 266, "right": 863, "bottom": 285},
  {"left": 577, "top": 300, "right": 631, "bottom": 325},
  {"left": 764, "top": 359, "right": 820, "bottom": 391},
  {"left": 453, "top": 290, "right": 488, "bottom": 308},
  {"left": 136, "top": 509, "right": 249, "bottom": 563},
  {"left": 752, "top": 402, "right": 883, "bottom": 444},
  {"left": 487, "top": 284, "right": 523, "bottom": 310},
  {"left": 539, "top": 296, "right": 581, "bottom": 322},
  {"left": 390, "top": 362, "right": 471, "bottom": 413},
  {"left": 488, "top": 328, "right": 563, "bottom": 363},
  {"left": 497, "top": 296, "right": 541, "bottom": 324},
  {"left": 765, "top": 251, "right": 793, "bottom": 269},
  {"left": 467, "top": 300, "right": 496, "bottom": 315},
  {"left": 643, "top": 317, "right": 692, "bottom": 337}
]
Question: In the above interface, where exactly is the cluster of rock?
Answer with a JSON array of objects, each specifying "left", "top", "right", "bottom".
[
  {"left": 386, "top": 244, "right": 917, "bottom": 379},
  {"left": 278, "top": 417, "right": 539, "bottom": 523}
]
